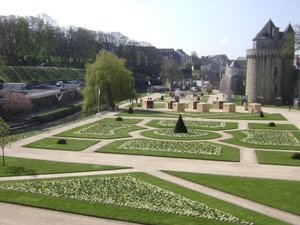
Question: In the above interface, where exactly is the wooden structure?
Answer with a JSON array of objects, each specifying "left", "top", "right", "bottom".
[
  {"left": 212, "top": 101, "right": 224, "bottom": 109},
  {"left": 172, "top": 102, "right": 185, "bottom": 112},
  {"left": 165, "top": 100, "right": 176, "bottom": 109},
  {"left": 188, "top": 101, "right": 199, "bottom": 110},
  {"left": 248, "top": 103, "right": 262, "bottom": 113},
  {"left": 143, "top": 100, "right": 154, "bottom": 109},
  {"left": 223, "top": 103, "right": 236, "bottom": 113},
  {"left": 197, "top": 103, "right": 210, "bottom": 112}
]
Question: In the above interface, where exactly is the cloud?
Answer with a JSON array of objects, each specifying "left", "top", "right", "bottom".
[{"left": 219, "top": 37, "right": 232, "bottom": 45}]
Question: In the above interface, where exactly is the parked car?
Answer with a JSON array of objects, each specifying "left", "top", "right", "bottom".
[
  {"left": 67, "top": 79, "right": 78, "bottom": 84},
  {"left": 42, "top": 83, "right": 51, "bottom": 88},
  {"left": 56, "top": 81, "right": 63, "bottom": 86},
  {"left": 60, "top": 84, "right": 67, "bottom": 92}
]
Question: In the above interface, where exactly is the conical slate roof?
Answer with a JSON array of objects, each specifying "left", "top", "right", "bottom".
[
  {"left": 253, "top": 19, "right": 275, "bottom": 40},
  {"left": 284, "top": 23, "right": 295, "bottom": 33},
  {"left": 229, "top": 60, "right": 240, "bottom": 68}
]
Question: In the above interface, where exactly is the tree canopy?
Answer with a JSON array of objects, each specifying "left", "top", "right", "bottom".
[
  {"left": 83, "top": 50, "right": 134, "bottom": 112},
  {"left": 160, "top": 59, "right": 183, "bottom": 86}
]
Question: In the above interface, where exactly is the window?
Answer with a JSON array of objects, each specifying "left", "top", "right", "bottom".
[
  {"left": 274, "top": 84, "right": 277, "bottom": 93},
  {"left": 274, "top": 67, "right": 278, "bottom": 76},
  {"left": 262, "top": 32, "right": 266, "bottom": 38}
]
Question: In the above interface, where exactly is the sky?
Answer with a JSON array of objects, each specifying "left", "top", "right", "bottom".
[{"left": 1, "top": 0, "right": 299, "bottom": 59}]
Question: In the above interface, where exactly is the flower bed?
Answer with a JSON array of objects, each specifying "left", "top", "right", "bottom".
[
  {"left": 242, "top": 130, "right": 300, "bottom": 146},
  {"left": 157, "top": 120, "right": 226, "bottom": 128},
  {"left": 0, "top": 176, "right": 253, "bottom": 224},
  {"left": 154, "top": 129, "right": 209, "bottom": 137},
  {"left": 117, "top": 139, "right": 221, "bottom": 156},
  {"left": 74, "top": 123, "right": 132, "bottom": 136}
]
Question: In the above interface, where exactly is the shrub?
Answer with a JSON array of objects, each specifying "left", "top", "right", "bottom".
[
  {"left": 173, "top": 114, "right": 188, "bottom": 133},
  {"left": 161, "top": 95, "right": 164, "bottom": 100},
  {"left": 128, "top": 106, "right": 133, "bottom": 114},
  {"left": 116, "top": 117, "right": 123, "bottom": 121},
  {"left": 291, "top": 152, "right": 300, "bottom": 160},
  {"left": 268, "top": 122, "right": 275, "bottom": 127},
  {"left": 259, "top": 111, "right": 264, "bottom": 117},
  {"left": 57, "top": 139, "right": 66, "bottom": 144},
  {"left": 197, "top": 96, "right": 200, "bottom": 101}
]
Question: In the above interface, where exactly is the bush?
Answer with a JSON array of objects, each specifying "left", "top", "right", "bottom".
[
  {"left": 161, "top": 95, "right": 164, "bottom": 100},
  {"left": 128, "top": 106, "right": 133, "bottom": 114},
  {"left": 173, "top": 114, "right": 188, "bottom": 133},
  {"left": 116, "top": 117, "right": 123, "bottom": 121},
  {"left": 259, "top": 111, "right": 264, "bottom": 117},
  {"left": 57, "top": 139, "right": 66, "bottom": 144},
  {"left": 291, "top": 152, "right": 300, "bottom": 160},
  {"left": 268, "top": 122, "right": 275, "bottom": 127}
]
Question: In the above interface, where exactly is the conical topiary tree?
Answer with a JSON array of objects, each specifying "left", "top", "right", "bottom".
[{"left": 173, "top": 114, "right": 188, "bottom": 133}]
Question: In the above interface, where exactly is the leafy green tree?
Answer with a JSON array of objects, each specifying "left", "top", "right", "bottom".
[
  {"left": 184, "top": 61, "right": 193, "bottom": 70},
  {"left": 0, "top": 117, "right": 16, "bottom": 166},
  {"left": 160, "top": 59, "right": 183, "bottom": 86},
  {"left": 83, "top": 50, "right": 134, "bottom": 112}
]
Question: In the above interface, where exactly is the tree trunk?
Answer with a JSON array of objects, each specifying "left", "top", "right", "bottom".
[{"left": 2, "top": 147, "right": 5, "bottom": 166}]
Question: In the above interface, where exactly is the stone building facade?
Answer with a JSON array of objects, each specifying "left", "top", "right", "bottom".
[{"left": 245, "top": 19, "right": 295, "bottom": 105}]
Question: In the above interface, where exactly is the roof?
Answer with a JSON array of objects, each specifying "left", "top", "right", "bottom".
[
  {"left": 253, "top": 19, "right": 276, "bottom": 40},
  {"left": 284, "top": 23, "right": 295, "bottom": 33}
]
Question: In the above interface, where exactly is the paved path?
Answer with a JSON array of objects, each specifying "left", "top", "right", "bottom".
[{"left": 2, "top": 91, "right": 300, "bottom": 225}]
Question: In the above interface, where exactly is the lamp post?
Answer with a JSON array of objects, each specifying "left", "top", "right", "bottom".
[
  {"left": 96, "top": 87, "right": 101, "bottom": 117},
  {"left": 148, "top": 81, "right": 151, "bottom": 95}
]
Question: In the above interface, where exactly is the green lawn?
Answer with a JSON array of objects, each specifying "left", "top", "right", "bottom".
[
  {"left": 54, "top": 121, "right": 145, "bottom": 139},
  {"left": 0, "top": 157, "right": 129, "bottom": 176},
  {"left": 145, "top": 119, "right": 238, "bottom": 130},
  {"left": 0, "top": 172, "right": 287, "bottom": 225},
  {"left": 164, "top": 171, "right": 300, "bottom": 216},
  {"left": 256, "top": 150, "right": 300, "bottom": 166},
  {"left": 248, "top": 123, "right": 299, "bottom": 130},
  {"left": 140, "top": 129, "right": 221, "bottom": 140},
  {"left": 98, "top": 118, "right": 143, "bottom": 124},
  {"left": 221, "top": 130, "right": 300, "bottom": 150},
  {"left": 23, "top": 138, "right": 99, "bottom": 151},
  {"left": 95, "top": 139, "right": 240, "bottom": 162}
]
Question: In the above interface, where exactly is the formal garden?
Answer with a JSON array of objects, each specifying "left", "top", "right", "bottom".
[{"left": 0, "top": 104, "right": 300, "bottom": 225}]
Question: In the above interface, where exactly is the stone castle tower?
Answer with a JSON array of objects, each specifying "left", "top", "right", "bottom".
[{"left": 245, "top": 19, "right": 295, "bottom": 105}]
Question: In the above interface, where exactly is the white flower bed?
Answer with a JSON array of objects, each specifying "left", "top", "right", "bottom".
[
  {"left": 153, "top": 129, "right": 209, "bottom": 137},
  {"left": 0, "top": 176, "right": 253, "bottom": 224},
  {"left": 157, "top": 120, "right": 226, "bottom": 128},
  {"left": 74, "top": 123, "right": 132, "bottom": 136},
  {"left": 241, "top": 130, "right": 300, "bottom": 146},
  {"left": 117, "top": 139, "right": 221, "bottom": 156}
]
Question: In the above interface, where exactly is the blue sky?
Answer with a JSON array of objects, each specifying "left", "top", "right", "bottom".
[{"left": 1, "top": 0, "right": 299, "bottom": 59}]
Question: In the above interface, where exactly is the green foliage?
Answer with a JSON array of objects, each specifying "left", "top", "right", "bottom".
[
  {"left": 184, "top": 61, "right": 193, "bottom": 70},
  {"left": 128, "top": 107, "right": 133, "bottom": 114},
  {"left": 268, "top": 122, "right": 275, "bottom": 127},
  {"left": 0, "top": 117, "right": 16, "bottom": 166},
  {"left": 116, "top": 117, "right": 123, "bottom": 121},
  {"left": 83, "top": 50, "right": 134, "bottom": 112},
  {"left": 173, "top": 115, "right": 188, "bottom": 133},
  {"left": 57, "top": 139, "right": 66, "bottom": 144},
  {"left": 1, "top": 66, "right": 85, "bottom": 82},
  {"left": 160, "top": 59, "right": 183, "bottom": 85},
  {"left": 161, "top": 95, "right": 164, "bottom": 100},
  {"left": 259, "top": 111, "right": 264, "bottom": 117},
  {"left": 291, "top": 152, "right": 300, "bottom": 159}
]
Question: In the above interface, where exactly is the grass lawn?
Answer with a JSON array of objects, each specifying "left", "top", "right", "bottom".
[
  {"left": 163, "top": 171, "right": 300, "bottom": 217},
  {"left": 95, "top": 139, "right": 240, "bottom": 162},
  {"left": 202, "top": 113, "right": 287, "bottom": 120},
  {"left": 140, "top": 129, "right": 221, "bottom": 140},
  {"left": 248, "top": 123, "right": 299, "bottom": 130},
  {"left": 0, "top": 157, "right": 129, "bottom": 176},
  {"left": 98, "top": 118, "right": 143, "bottom": 124},
  {"left": 23, "top": 138, "right": 99, "bottom": 151},
  {"left": 54, "top": 121, "right": 145, "bottom": 139},
  {"left": 115, "top": 110, "right": 178, "bottom": 118},
  {"left": 255, "top": 150, "right": 300, "bottom": 166},
  {"left": 145, "top": 119, "right": 238, "bottom": 130},
  {"left": 221, "top": 130, "right": 300, "bottom": 150},
  {"left": 0, "top": 172, "right": 287, "bottom": 225}
]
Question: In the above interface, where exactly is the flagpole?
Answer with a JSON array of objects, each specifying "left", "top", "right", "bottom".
[{"left": 97, "top": 87, "right": 101, "bottom": 117}]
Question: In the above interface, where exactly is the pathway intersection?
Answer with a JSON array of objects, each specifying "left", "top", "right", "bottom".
[{"left": 1, "top": 91, "right": 300, "bottom": 225}]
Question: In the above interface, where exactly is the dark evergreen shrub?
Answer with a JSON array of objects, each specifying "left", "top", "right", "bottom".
[
  {"left": 173, "top": 114, "right": 188, "bottom": 133},
  {"left": 259, "top": 111, "right": 264, "bottom": 117},
  {"left": 291, "top": 152, "right": 300, "bottom": 159},
  {"left": 161, "top": 95, "right": 164, "bottom": 100},
  {"left": 57, "top": 139, "right": 66, "bottom": 144},
  {"left": 197, "top": 96, "right": 200, "bottom": 101},
  {"left": 116, "top": 117, "right": 123, "bottom": 121},
  {"left": 128, "top": 106, "right": 133, "bottom": 114},
  {"left": 268, "top": 122, "right": 275, "bottom": 127}
]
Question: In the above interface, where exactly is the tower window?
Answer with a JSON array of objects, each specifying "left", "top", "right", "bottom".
[
  {"left": 274, "top": 84, "right": 278, "bottom": 93},
  {"left": 274, "top": 67, "right": 278, "bottom": 76},
  {"left": 262, "top": 32, "right": 266, "bottom": 38}
]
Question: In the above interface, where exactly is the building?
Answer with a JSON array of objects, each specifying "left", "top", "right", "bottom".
[
  {"left": 157, "top": 48, "right": 181, "bottom": 65},
  {"left": 245, "top": 19, "right": 295, "bottom": 105},
  {"left": 176, "top": 49, "right": 192, "bottom": 68}
]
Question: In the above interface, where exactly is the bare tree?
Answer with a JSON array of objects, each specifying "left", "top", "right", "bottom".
[{"left": 0, "top": 117, "right": 16, "bottom": 166}]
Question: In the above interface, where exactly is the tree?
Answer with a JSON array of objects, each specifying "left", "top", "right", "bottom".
[
  {"left": 184, "top": 61, "right": 193, "bottom": 70},
  {"left": 173, "top": 114, "right": 188, "bottom": 133},
  {"left": 160, "top": 59, "right": 183, "bottom": 87},
  {"left": 1, "top": 91, "right": 33, "bottom": 121},
  {"left": 0, "top": 117, "right": 16, "bottom": 166},
  {"left": 83, "top": 50, "right": 134, "bottom": 112}
]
